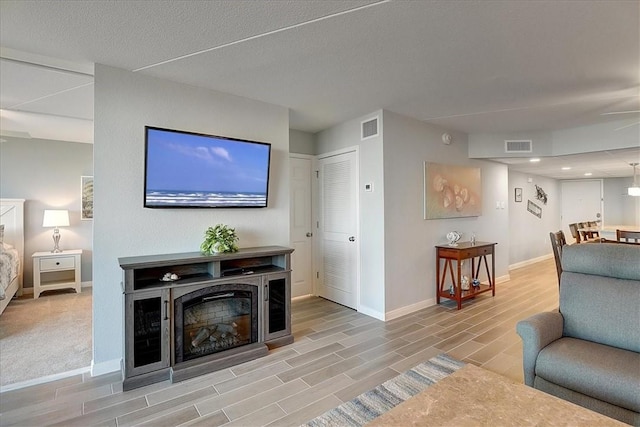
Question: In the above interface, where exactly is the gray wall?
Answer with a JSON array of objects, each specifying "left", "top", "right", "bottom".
[
  {"left": 316, "top": 109, "right": 511, "bottom": 319},
  {"left": 603, "top": 177, "right": 640, "bottom": 226},
  {"left": 0, "top": 137, "right": 93, "bottom": 285},
  {"left": 316, "top": 111, "right": 386, "bottom": 318},
  {"left": 508, "top": 170, "right": 561, "bottom": 265},
  {"left": 289, "top": 129, "right": 316, "bottom": 155},
  {"left": 469, "top": 120, "right": 638, "bottom": 158},
  {"left": 92, "top": 65, "right": 290, "bottom": 373},
  {"left": 383, "top": 111, "right": 510, "bottom": 315}
]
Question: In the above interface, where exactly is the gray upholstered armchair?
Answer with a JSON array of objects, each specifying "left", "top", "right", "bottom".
[{"left": 517, "top": 243, "right": 640, "bottom": 426}]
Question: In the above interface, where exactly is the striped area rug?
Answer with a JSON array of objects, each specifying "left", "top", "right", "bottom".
[{"left": 302, "top": 353, "right": 464, "bottom": 427}]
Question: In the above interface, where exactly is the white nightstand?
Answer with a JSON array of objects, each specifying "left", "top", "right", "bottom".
[{"left": 32, "top": 249, "right": 83, "bottom": 299}]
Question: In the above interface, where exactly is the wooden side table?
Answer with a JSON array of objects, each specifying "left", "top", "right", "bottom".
[
  {"left": 435, "top": 242, "right": 496, "bottom": 310},
  {"left": 32, "top": 249, "right": 82, "bottom": 299}
]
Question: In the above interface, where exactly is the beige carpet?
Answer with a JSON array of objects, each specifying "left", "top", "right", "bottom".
[{"left": 0, "top": 288, "right": 92, "bottom": 387}]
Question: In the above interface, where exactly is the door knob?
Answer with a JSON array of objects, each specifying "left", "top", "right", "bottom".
[
  {"left": 306, "top": 232, "right": 313, "bottom": 237},
  {"left": 349, "top": 236, "right": 355, "bottom": 242}
]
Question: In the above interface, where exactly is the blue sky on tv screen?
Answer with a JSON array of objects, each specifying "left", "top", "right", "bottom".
[{"left": 146, "top": 129, "right": 270, "bottom": 194}]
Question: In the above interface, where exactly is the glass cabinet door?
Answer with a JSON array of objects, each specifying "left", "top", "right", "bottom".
[
  {"left": 125, "top": 289, "right": 170, "bottom": 377},
  {"left": 264, "top": 272, "right": 291, "bottom": 341}
]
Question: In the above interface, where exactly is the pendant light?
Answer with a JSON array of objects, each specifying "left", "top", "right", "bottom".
[{"left": 628, "top": 163, "right": 640, "bottom": 197}]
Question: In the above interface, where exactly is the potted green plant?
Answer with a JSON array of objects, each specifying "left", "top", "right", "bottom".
[{"left": 200, "top": 224, "right": 239, "bottom": 254}]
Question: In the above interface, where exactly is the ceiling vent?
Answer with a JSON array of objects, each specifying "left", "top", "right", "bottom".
[
  {"left": 505, "top": 139, "right": 532, "bottom": 153},
  {"left": 361, "top": 117, "right": 379, "bottom": 140}
]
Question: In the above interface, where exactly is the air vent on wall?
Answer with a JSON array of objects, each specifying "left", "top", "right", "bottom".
[
  {"left": 505, "top": 139, "right": 532, "bottom": 153},
  {"left": 361, "top": 117, "right": 379, "bottom": 140}
]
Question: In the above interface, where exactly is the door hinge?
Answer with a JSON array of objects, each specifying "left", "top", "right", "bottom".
[
  {"left": 316, "top": 221, "right": 319, "bottom": 228},
  {"left": 316, "top": 272, "right": 320, "bottom": 279},
  {"left": 315, "top": 170, "right": 319, "bottom": 178}
]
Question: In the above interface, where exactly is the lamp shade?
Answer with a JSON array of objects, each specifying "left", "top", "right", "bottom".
[{"left": 43, "top": 209, "right": 70, "bottom": 227}]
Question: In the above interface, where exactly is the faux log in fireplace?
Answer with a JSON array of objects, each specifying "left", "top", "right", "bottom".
[{"left": 119, "top": 246, "right": 293, "bottom": 391}]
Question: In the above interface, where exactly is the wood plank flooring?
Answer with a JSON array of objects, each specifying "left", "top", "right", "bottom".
[{"left": 0, "top": 258, "right": 558, "bottom": 426}]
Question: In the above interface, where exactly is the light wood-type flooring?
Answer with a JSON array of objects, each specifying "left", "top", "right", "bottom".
[{"left": 0, "top": 258, "right": 558, "bottom": 426}]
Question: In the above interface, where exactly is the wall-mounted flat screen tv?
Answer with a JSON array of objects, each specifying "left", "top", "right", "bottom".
[{"left": 144, "top": 126, "right": 271, "bottom": 208}]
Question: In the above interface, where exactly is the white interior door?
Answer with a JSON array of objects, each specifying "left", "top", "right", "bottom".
[
  {"left": 290, "top": 156, "right": 313, "bottom": 298},
  {"left": 561, "top": 180, "right": 603, "bottom": 238},
  {"left": 318, "top": 150, "right": 358, "bottom": 309}
]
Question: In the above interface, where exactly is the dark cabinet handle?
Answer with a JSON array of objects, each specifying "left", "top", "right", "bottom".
[
  {"left": 164, "top": 300, "right": 169, "bottom": 320},
  {"left": 56, "top": 262, "right": 60, "bottom": 265}
]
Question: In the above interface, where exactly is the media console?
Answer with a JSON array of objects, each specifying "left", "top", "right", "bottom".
[{"left": 119, "top": 246, "right": 293, "bottom": 390}]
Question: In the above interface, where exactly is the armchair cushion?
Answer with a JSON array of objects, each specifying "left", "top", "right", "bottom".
[
  {"left": 535, "top": 337, "right": 640, "bottom": 413},
  {"left": 560, "top": 271, "right": 640, "bottom": 353}
]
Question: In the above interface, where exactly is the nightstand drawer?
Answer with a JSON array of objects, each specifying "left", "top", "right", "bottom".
[{"left": 40, "top": 256, "right": 75, "bottom": 271}]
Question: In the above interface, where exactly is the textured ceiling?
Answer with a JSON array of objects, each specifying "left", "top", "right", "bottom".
[{"left": 0, "top": 0, "right": 638, "bottom": 176}]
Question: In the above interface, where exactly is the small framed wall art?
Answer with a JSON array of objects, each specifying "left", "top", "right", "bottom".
[
  {"left": 81, "top": 176, "right": 94, "bottom": 220},
  {"left": 514, "top": 187, "right": 523, "bottom": 202}
]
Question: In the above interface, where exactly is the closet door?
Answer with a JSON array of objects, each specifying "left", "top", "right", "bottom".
[{"left": 317, "top": 150, "right": 358, "bottom": 309}]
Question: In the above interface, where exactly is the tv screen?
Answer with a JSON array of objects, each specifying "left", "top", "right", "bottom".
[{"left": 144, "top": 126, "right": 271, "bottom": 208}]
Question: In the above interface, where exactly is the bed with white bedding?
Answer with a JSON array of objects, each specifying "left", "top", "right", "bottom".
[{"left": 0, "top": 199, "right": 24, "bottom": 315}]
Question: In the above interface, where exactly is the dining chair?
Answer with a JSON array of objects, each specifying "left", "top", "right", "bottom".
[
  {"left": 616, "top": 229, "right": 640, "bottom": 244},
  {"left": 587, "top": 221, "right": 600, "bottom": 238},
  {"left": 568, "top": 223, "right": 581, "bottom": 244},
  {"left": 549, "top": 230, "right": 566, "bottom": 286},
  {"left": 577, "top": 222, "right": 591, "bottom": 241}
]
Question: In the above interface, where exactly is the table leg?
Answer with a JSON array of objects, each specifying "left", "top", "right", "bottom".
[{"left": 436, "top": 256, "right": 441, "bottom": 304}]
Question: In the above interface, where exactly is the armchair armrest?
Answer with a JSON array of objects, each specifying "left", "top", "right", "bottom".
[{"left": 516, "top": 311, "right": 563, "bottom": 386}]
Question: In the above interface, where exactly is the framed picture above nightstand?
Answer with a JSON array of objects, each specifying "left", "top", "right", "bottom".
[{"left": 32, "top": 250, "right": 82, "bottom": 299}]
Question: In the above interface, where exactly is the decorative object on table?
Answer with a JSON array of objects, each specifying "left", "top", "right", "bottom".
[
  {"left": 446, "top": 231, "right": 461, "bottom": 246},
  {"left": 161, "top": 272, "right": 179, "bottom": 282},
  {"left": 81, "top": 176, "right": 93, "bottom": 220},
  {"left": 527, "top": 200, "right": 542, "bottom": 218},
  {"left": 470, "top": 233, "right": 476, "bottom": 245},
  {"left": 200, "top": 224, "right": 239, "bottom": 254},
  {"left": 449, "top": 284, "right": 455, "bottom": 295},
  {"left": 514, "top": 187, "right": 523, "bottom": 202},
  {"left": 472, "top": 278, "right": 481, "bottom": 288},
  {"left": 423, "top": 162, "right": 482, "bottom": 219},
  {"left": 42, "top": 209, "right": 70, "bottom": 253},
  {"left": 534, "top": 185, "right": 548, "bottom": 204},
  {"left": 461, "top": 275, "right": 470, "bottom": 291}
]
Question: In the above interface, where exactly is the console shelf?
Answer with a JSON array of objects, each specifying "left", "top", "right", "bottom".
[
  {"left": 435, "top": 241, "right": 497, "bottom": 310},
  {"left": 119, "top": 245, "right": 294, "bottom": 390}
]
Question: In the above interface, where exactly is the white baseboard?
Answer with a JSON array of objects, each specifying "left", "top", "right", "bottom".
[
  {"left": 384, "top": 298, "right": 436, "bottom": 321},
  {"left": 0, "top": 366, "right": 91, "bottom": 393},
  {"left": 509, "top": 253, "right": 553, "bottom": 271},
  {"left": 91, "top": 358, "right": 122, "bottom": 377},
  {"left": 357, "top": 304, "right": 385, "bottom": 321},
  {"left": 496, "top": 274, "right": 511, "bottom": 284},
  {"left": 82, "top": 281, "right": 93, "bottom": 288}
]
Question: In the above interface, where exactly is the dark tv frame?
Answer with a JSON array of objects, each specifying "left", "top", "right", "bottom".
[{"left": 143, "top": 126, "right": 271, "bottom": 209}]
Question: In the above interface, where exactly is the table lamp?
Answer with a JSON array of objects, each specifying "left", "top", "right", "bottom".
[{"left": 43, "top": 209, "right": 70, "bottom": 253}]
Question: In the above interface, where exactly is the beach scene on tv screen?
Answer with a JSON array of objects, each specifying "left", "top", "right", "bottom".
[{"left": 145, "top": 129, "right": 270, "bottom": 207}]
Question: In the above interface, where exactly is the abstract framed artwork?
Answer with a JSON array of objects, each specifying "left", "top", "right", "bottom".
[
  {"left": 423, "top": 162, "right": 482, "bottom": 219},
  {"left": 81, "top": 176, "right": 94, "bottom": 220}
]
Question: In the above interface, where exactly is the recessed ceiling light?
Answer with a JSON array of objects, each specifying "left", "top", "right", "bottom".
[
  {"left": 530, "top": 158, "right": 541, "bottom": 162},
  {"left": 584, "top": 172, "right": 593, "bottom": 176},
  {"left": 561, "top": 167, "right": 571, "bottom": 170}
]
